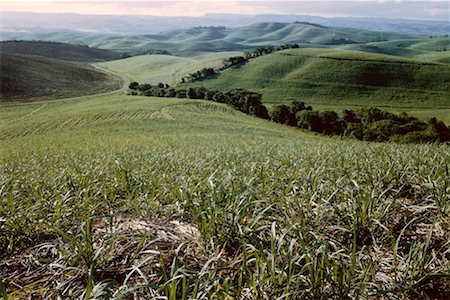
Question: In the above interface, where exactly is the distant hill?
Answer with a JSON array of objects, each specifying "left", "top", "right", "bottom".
[
  {"left": 0, "top": 53, "right": 122, "bottom": 102},
  {"left": 0, "top": 23, "right": 410, "bottom": 55},
  {"left": 0, "top": 40, "right": 122, "bottom": 62},
  {"left": 191, "top": 48, "right": 450, "bottom": 108},
  {"left": 2, "top": 12, "right": 448, "bottom": 35}
]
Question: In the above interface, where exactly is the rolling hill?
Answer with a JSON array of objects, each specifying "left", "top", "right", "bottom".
[
  {"left": 1, "top": 22, "right": 411, "bottom": 55},
  {"left": 190, "top": 48, "right": 450, "bottom": 109},
  {"left": 0, "top": 40, "right": 122, "bottom": 62},
  {"left": 0, "top": 53, "right": 122, "bottom": 102}
]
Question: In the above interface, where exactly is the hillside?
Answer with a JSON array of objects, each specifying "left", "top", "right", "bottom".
[
  {"left": 0, "top": 53, "right": 122, "bottom": 102},
  {"left": 1, "top": 93, "right": 449, "bottom": 299},
  {"left": 97, "top": 51, "right": 241, "bottom": 85},
  {"left": 1, "top": 22, "right": 411, "bottom": 55},
  {"left": 0, "top": 40, "right": 122, "bottom": 62},
  {"left": 191, "top": 48, "right": 450, "bottom": 109},
  {"left": 340, "top": 36, "right": 450, "bottom": 63}
]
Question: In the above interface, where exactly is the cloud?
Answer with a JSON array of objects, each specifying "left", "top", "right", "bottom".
[{"left": 2, "top": 1, "right": 449, "bottom": 20}]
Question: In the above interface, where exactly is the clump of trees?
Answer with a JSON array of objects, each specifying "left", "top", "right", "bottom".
[
  {"left": 181, "top": 67, "right": 216, "bottom": 83},
  {"left": 120, "top": 49, "right": 172, "bottom": 59},
  {"left": 220, "top": 44, "right": 301, "bottom": 71},
  {"left": 244, "top": 44, "right": 300, "bottom": 59},
  {"left": 128, "top": 82, "right": 269, "bottom": 119},
  {"left": 272, "top": 102, "right": 450, "bottom": 143},
  {"left": 141, "top": 49, "right": 172, "bottom": 55},
  {"left": 186, "top": 26, "right": 226, "bottom": 34},
  {"left": 221, "top": 56, "right": 248, "bottom": 69}
]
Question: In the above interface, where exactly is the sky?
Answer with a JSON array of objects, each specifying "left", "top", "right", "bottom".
[{"left": 2, "top": 1, "right": 449, "bottom": 20}]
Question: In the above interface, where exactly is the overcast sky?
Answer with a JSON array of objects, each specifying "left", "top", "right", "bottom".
[{"left": 2, "top": 1, "right": 449, "bottom": 20}]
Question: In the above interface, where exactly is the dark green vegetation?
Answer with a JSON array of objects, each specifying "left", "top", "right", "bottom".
[
  {"left": 191, "top": 48, "right": 450, "bottom": 108},
  {"left": 272, "top": 101, "right": 450, "bottom": 143},
  {"left": 0, "top": 40, "right": 122, "bottom": 62},
  {"left": 1, "top": 94, "right": 449, "bottom": 299},
  {"left": 0, "top": 53, "right": 122, "bottom": 102}
]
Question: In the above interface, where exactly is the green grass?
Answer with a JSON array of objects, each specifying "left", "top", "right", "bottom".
[
  {"left": 97, "top": 51, "right": 241, "bottom": 85},
  {"left": 0, "top": 40, "right": 122, "bottom": 62},
  {"left": 1, "top": 93, "right": 449, "bottom": 298},
  {"left": 189, "top": 48, "right": 450, "bottom": 111},
  {"left": 340, "top": 37, "right": 450, "bottom": 63},
  {"left": 0, "top": 53, "right": 122, "bottom": 103}
]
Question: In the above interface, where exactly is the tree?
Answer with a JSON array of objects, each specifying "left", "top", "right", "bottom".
[
  {"left": 244, "top": 51, "right": 252, "bottom": 59},
  {"left": 297, "top": 111, "right": 322, "bottom": 132},
  {"left": 249, "top": 105, "right": 269, "bottom": 119},
  {"left": 176, "top": 89, "right": 187, "bottom": 98},
  {"left": 271, "top": 105, "right": 296, "bottom": 126},
  {"left": 187, "top": 87, "right": 196, "bottom": 99},
  {"left": 128, "top": 82, "right": 139, "bottom": 90},
  {"left": 137, "top": 83, "right": 152, "bottom": 92},
  {"left": 318, "top": 111, "right": 343, "bottom": 135},
  {"left": 204, "top": 90, "right": 217, "bottom": 101},
  {"left": 290, "top": 101, "right": 307, "bottom": 115},
  {"left": 342, "top": 109, "right": 359, "bottom": 124}
]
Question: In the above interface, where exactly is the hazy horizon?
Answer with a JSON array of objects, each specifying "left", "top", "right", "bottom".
[{"left": 2, "top": 1, "right": 449, "bottom": 21}]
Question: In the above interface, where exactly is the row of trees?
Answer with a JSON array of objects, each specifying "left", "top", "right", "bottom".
[
  {"left": 128, "top": 82, "right": 269, "bottom": 119},
  {"left": 181, "top": 44, "right": 301, "bottom": 83},
  {"left": 244, "top": 44, "right": 300, "bottom": 59},
  {"left": 180, "top": 67, "right": 216, "bottom": 83},
  {"left": 120, "top": 48, "right": 172, "bottom": 59},
  {"left": 128, "top": 82, "right": 450, "bottom": 143},
  {"left": 272, "top": 102, "right": 450, "bottom": 143}
]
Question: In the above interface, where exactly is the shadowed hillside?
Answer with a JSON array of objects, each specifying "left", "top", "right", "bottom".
[
  {"left": 0, "top": 40, "right": 122, "bottom": 62},
  {"left": 0, "top": 53, "right": 122, "bottom": 102}
]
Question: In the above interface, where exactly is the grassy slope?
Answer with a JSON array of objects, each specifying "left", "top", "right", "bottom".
[
  {"left": 192, "top": 48, "right": 450, "bottom": 110},
  {"left": 0, "top": 40, "right": 122, "bottom": 62},
  {"left": 1, "top": 94, "right": 449, "bottom": 298},
  {"left": 97, "top": 51, "right": 241, "bottom": 85},
  {"left": 340, "top": 36, "right": 450, "bottom": 63},
  {"left": 0, "top": 53, "right": 122, "bottom": 102}
]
